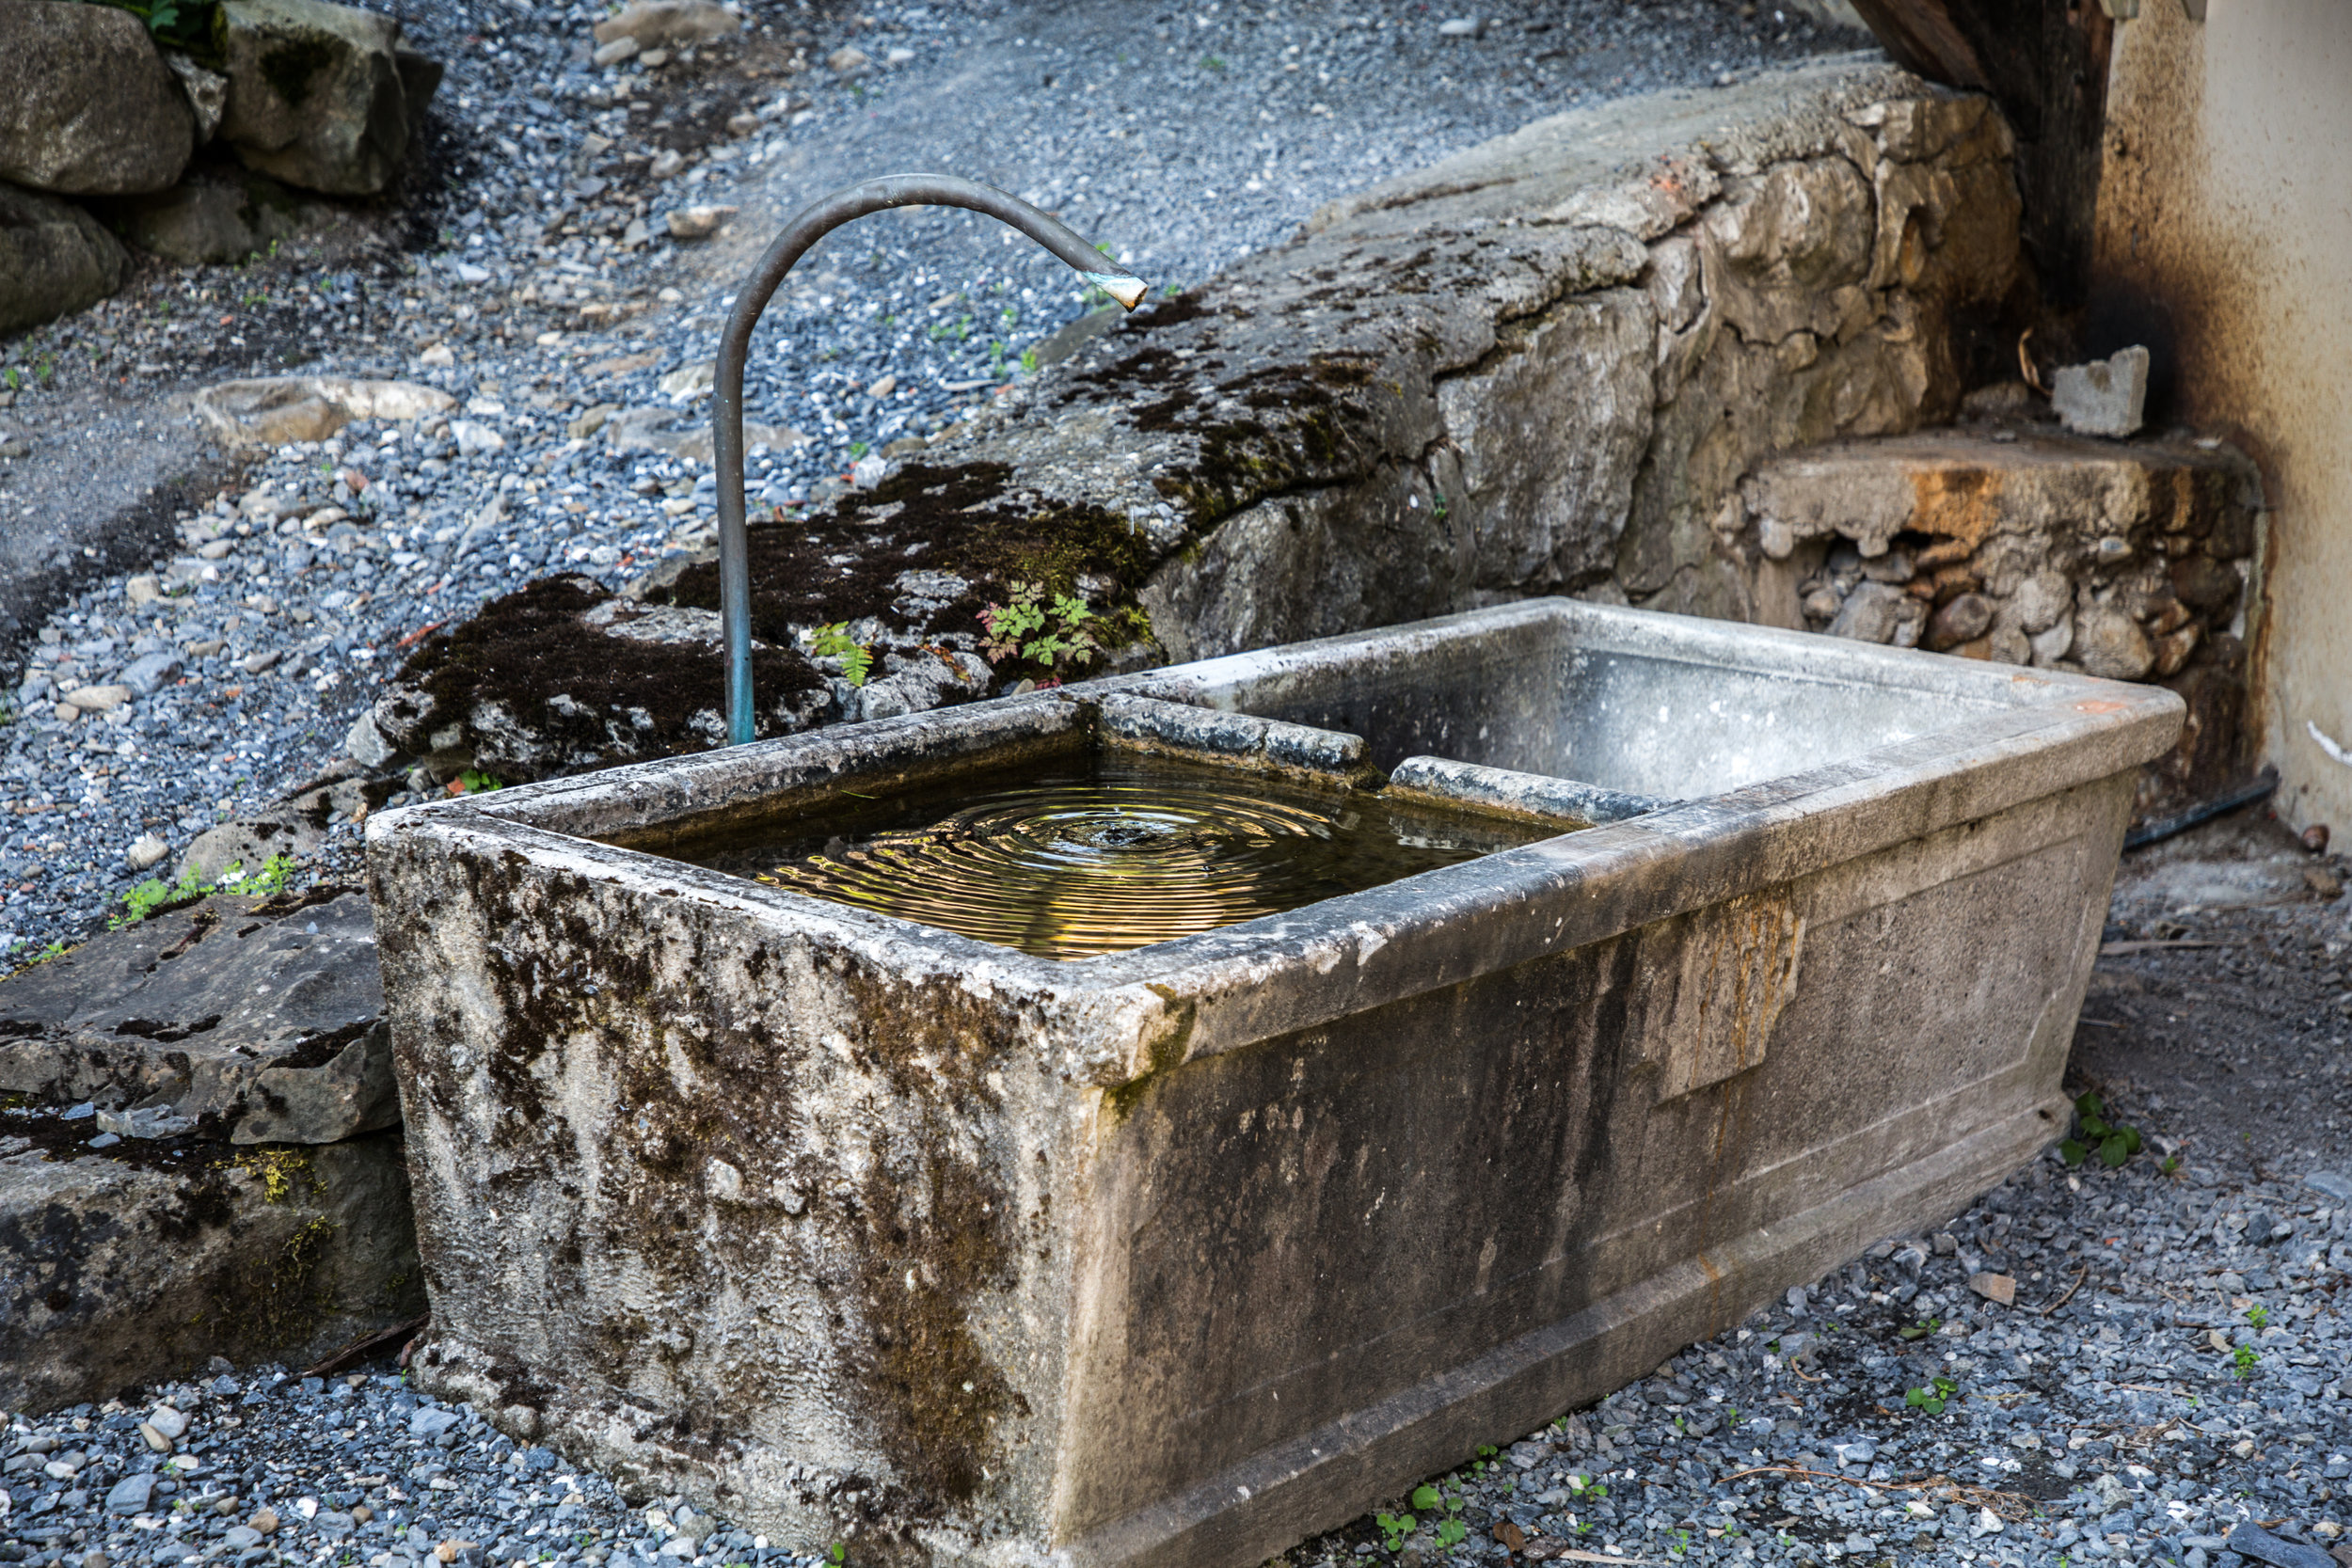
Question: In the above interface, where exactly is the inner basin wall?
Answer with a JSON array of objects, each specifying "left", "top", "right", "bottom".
[
  {"left": 366, "top": 598, "right": 2182, "bottom": 1568},
  {"left": 1120, "top": 597, "right": 2023, "bottom": 796}
]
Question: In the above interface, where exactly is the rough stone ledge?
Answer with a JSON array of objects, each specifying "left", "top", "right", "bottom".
[
  {"left": 0, "top": 884, "right": 397, "bottom": 1145},
  {"left": 350, "top": 52, "right": 2026, "bottom": 786}
]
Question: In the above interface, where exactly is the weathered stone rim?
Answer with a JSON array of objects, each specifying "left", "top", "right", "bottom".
[{"left": 368, "top": 596, "right": 2183, "bottom": 1087}]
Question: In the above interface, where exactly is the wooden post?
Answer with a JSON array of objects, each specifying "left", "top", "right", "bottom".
[{"left": 1842, "top": 0, "right": 2115, "bottom": 309}]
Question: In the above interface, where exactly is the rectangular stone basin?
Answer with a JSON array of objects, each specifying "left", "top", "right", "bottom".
[{"left": 366, "top": 597, "right": 2182, "bottom": 1568}]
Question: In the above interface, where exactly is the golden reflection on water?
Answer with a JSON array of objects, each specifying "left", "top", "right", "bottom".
[{"left": 725, "top": 756, "right": 1551, "bottom": 960}]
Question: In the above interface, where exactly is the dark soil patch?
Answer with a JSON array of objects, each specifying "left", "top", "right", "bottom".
[
  {"left": 0, "top": 1104, "right": 237, "bottom": 1173},
  {"left": 1109, "top": 290, "right": 1223, "bottom": 337},
  {"left": 394, "top": 574, "right": 824, "bottom": 778},
  {"left": 631, "top": 30, "right": 817, "bottom": 158},
  {"left": 2070, "top": 804, "right": 2352, "bottom": 1178}
]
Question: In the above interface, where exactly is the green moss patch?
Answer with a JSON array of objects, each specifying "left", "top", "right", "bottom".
[{"left": 394, "top": 575, "right": 824, "bottom": 780}]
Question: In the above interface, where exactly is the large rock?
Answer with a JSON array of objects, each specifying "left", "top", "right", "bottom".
[
  {"left": 0, "top": 887, "right": 399, "bottom": 1145},
  {"left": 0, "top": 181, "right": 129, "bottom": 332},
  {"left": 217, "top": 0, "right": 417, "bottom": 197},
  {"left": 192, "top": 374, "right": 455, "bottom": 448},
  {"left": 0, "top": 1, "right": 193, "bottom": 195},
  {"left": 0, "top": 1118, "right": 422, "bottom": 1412},
  {"left": 103, "top": 160, "right": 328, "bottom": 264}
]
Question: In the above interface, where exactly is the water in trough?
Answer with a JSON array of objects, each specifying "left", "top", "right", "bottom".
[{"left": 671, "top": 751, "right": 1561, "bottom": 958}]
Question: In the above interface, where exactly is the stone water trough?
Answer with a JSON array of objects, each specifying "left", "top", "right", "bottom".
[{"left": 366, "top": 597, "right": 2181, "bottom": 1568}]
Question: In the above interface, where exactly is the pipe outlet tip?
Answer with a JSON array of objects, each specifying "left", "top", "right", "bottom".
[{"left": 1081, "top": 271, "right": 1150, "bottom": 311}]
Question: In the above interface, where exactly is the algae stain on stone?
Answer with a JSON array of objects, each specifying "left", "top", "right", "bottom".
[
  {"left": 260, "top": 38, "right": 337, "bottom": 109},
  {"left": 852, "top": 1147, "right": 1020, "bottom": 1506}
]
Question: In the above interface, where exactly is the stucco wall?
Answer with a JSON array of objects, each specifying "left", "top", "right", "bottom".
[{"left": 2091, "top": 2, "right": 2352, "bottom": 833}]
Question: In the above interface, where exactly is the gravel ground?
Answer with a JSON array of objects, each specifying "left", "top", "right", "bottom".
[
  {"left": 0, "top": 1367, "right": 787, "bottom": 1568},
  {"left": 0, "top": 0, "right": 1861, "bottom": 961},
  {"left": 7, "top": 811, "right": 2352, "bottom": 1568},
  {"left": 37, "top": 7, "right": 2352, "bottom": 1568}
]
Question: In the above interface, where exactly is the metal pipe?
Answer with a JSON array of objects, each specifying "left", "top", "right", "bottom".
[
  {"left": 2122, "top": 768, "right": 2279, "bottom": 849},
  {"left": 712, "top": 174, "right": 1150, "bottom": 745}
]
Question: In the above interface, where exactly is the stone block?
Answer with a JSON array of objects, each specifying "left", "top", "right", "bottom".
[
  {"left": 394, "top": 47, "right": 444, "bottom": 120},
  {"left": 1926, "top": 591, "right": 1993, "bottom": 650},
  {"left": 0, "top": 181, "right": 128, "bottom": 333},
  {"left": 0, "top": 1117, "right": 421, "bottom": 1412},
  {"left": 2052, "top": 346, "right": 2152, "bottom": 438},
  {"left": 1826, "top": 579, "right": 1910, "bottom": 643},
  {"left": 192, "top": 374, "right": 455, "bottom": 448},
  {"left": 370, "top": 598, "right": 2178, "bottom": 1568},
  {"left": 2074, "top": 601, "right": 2155, "bottom": 681},
  {"left": 0, "top": 1, "right": 192, "bottom": 195},
  {"left": 102, "top": 161, "right": 329, "bottom": 265},
  {"left": 368, "top": 57, "right": 2027, "bottom": 783},
  {"left": 167, "top": 53, "right": 231, "bottom": 145},
  {"left": 0, "top": 887, "right": 398, "bottom": 1145},
  {"left": 1435, "top": 289, "right": 1656, "bottom": 592},
  {"left": 217, "top": 0, "right": 419, "bottom": 196}
]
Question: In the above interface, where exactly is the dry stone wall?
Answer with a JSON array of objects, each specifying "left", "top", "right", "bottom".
[
  {"left": 0, "top": 0, "right": 442, "bottom": 325},
  {"left": 1736, "top": 428, "right": 2263, "bottom": 817}
]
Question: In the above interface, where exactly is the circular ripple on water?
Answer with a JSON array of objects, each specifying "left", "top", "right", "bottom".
[{"left": 765, "top": 775, "right": 1364, "bottom": 958}]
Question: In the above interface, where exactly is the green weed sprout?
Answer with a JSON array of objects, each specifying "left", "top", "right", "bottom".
[
  {"left": 1904, "top": 1375, "right": 1959, "bottom": 1415},
  {"left": 112, "top": 853, "right": 296, "bottom": 929},
  {"left": 978, "top": 582, "right": 1100, "bottom": 671},
  {"left": 2058, "top": 1091, "right": 2142, "bottom": 1169},
  {"left": 811, "top": 623, "right": 874, "bottom": 688}
]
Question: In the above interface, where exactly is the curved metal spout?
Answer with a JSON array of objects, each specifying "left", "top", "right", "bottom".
[{"left": 712, "top": 174, "right": 1151, "bottom": 745}]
